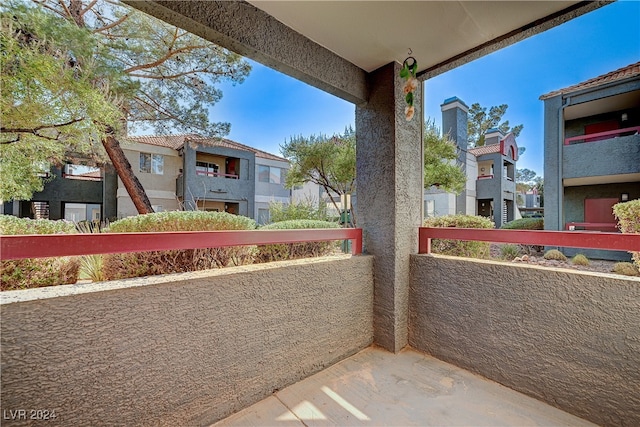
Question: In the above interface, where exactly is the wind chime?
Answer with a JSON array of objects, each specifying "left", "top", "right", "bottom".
[{"left": 400, "top": 49, "right": 418, "bottom": 121}]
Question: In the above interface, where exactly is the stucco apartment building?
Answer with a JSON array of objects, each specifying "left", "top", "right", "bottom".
[
  {"left": 2, "top": 162, "right": 118, "bottom": 221},
  {"left": 542, "top": 61, "right": 640, "bottom": 259},
  {"left": 120, "top": 135, "right": 291, "bottom": 223},
  {"left": 425, "top": 97, "right": 519, "bottom": 228}
]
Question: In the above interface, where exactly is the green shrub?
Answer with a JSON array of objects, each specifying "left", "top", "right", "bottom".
[
  {"left": 500, "top": 218, "right": 543, "bottom": 230},
  {"left": 76, "top": 220, "right": 109, "bottom": 282},
  {"left": 500, "top": 218, "right": 544, "bottom": 254},
  {"left": 268, "top": 199, "right": 329, "bottom": 223},
  {"left": 255, "top": 219, "right": 340, "bottom": 263},
  {"left": 612, "top": 262, "right": 639, "bottom": 277},
  {"left": 79, "top": 255, "right": 105, "bottom": 282},
  {"left": 543, "top": 249, "right": 567, "bottom": 261},
  {"left": 571, "top": 254, "right": 590, "bottom": 266},
  {"left": 423, "top": 215, "right": 494, "bottom": 258},
  {"left": 500, "top": 244, "right": 521, "bottom": 261},
  {"left": 102, "top": 211, "right": 257, "bottom": 280},
  {"left": 0, "top": 215, "right": 79, "bottom": 291},
  {"left": 613, "top": 200, "right": 640, "bottom": 269}
]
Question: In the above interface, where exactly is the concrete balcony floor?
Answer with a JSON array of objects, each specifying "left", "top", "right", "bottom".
[{"left": 214, "top": 346, "right": 594, "bottom": 427}]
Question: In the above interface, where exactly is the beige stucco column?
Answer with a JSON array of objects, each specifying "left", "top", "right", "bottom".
[{"left": 356, "top": 62, "right": 423, "bottom": 352}]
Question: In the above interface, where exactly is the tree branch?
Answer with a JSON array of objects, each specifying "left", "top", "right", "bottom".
[
  {"left": 1, "top": 117, "right": 85, "bottom": 134},
  {"left": 80, "top": 0, "right": 98, "bottom": 17},
  {"left": 122, "top": 44, "right": 208, "bottom": 74},
  {"left": 31, "top": 0, "right": 67, "bottom": 19},
  {"left": 93, "top": 13, "right": 129, "bottom": 33},
  {"left": 127, "top": 68, "right": 210, "bottom": 80}
]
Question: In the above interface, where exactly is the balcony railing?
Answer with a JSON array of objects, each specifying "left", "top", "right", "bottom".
[
  {"left": 4, "top": 226, "right": 638, "bottom": 264},
  {"left": 564, "top": 125, "right": 640, "bottom": 145},
  {"left": 418, "top": 227, "right": 640, "bottom": 254},
  {"left": 0, "top": 228, "right": 363, "bottom": 260},
  {"left": 195, "top": 171, "right": 239, "bottom": 179}
]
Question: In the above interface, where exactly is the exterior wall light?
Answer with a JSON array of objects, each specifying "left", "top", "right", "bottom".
[
  {"left": 621, "top": 193, "right": 629, "bottom": 202},
  {"left": 621, "top": 113, "right": 628, "bottom": 122}
]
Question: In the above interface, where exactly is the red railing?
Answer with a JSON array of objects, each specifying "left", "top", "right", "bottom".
[
  {"left": 0, "top": 229, "right": 362, "bottom": 260},
  {"left": 564, "top": 125, "right": 640, "bottom": 145},
  {"left": 418, "top": 227, "right": 640, "bottom": 254}
]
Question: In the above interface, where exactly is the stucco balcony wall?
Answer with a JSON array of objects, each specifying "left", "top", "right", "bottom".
[
  {"left": 475, "top": 176, "right": 496, "bottom": 200},
  {"left": 0, "top": 255, "right": 374, "bottom": 426},
  {"left": 563, "top": 134, "right": 640, "bottom": 179},
  {"left": 409, "top": 254, "right": 640, "bottom": 427}
]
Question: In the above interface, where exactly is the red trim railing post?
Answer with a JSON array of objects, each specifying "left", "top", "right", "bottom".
[
  {"left": 351, "top": 228, "right": 362, "bottom": 255},
  {"left": 418, "top": 228, "right": 431, "bottom": 254}
]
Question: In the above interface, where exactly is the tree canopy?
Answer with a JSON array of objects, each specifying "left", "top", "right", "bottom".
[
  {"left": 424, "top": 120, "right": 466, "bottom": 194},
  {"left": 281, "top": 122, "right": 468, "bottom": 225},
  {"left": 1, "top": 0, "right": 250, "bottom": 206},
  {"left": 467, "top": 102, "right": 523, "bottom": 148},
  {"left": 281, "top": 127, "right": 356, "bottom": 223}
]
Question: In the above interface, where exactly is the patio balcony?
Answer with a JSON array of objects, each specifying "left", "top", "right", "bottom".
[
  {"left": 563, "top": 131, "right": 640, "bottom": 185},
  {"left": 1, "top": 228, "right": 638, "bottom": 426}
]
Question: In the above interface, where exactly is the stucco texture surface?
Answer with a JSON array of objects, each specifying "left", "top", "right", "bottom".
[
  {"left": 409, "top": 254, "right": 640, "bottom": 427},
  {"left": 1, "top": 256, "right": 373, "bottom": 426},
  {"left": 355, "top": 62, "right": 422, "bottom": 352}
]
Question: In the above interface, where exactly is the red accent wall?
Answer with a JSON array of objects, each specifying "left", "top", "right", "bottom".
[
  {"left": 584, "top": 121, "right": 619, "bottom": 142},
  {"left": 584, "top": 198, "right": 618, "bottom": 223}
]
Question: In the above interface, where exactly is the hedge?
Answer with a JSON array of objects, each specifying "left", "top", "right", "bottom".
[{"left": 255, "top": 219, "right": 340, "bottom": 263}]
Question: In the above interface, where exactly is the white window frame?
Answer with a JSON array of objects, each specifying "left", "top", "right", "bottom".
[{"left": 140, "top": 153, "right": 164, "bottom": 175}]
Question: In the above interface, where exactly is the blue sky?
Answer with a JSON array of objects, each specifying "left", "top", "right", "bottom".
[{"left": 211, "top": 1, "right": 640, "bottom": 176}]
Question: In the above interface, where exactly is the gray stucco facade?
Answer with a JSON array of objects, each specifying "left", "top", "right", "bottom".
[
  {"left": 426, "top": 98, "right": 517, "bottom": 227},
  {"left": 1, "top": 256, "right": 374, "bottom": 426},
  {"left": 410, "top": 254, "right": 640, "bottom": 427},
  {"left": 179, "top": 144, "right": 256, "bottom": 217},
  {"left": 3, "top": 164, "right": 117, "bottom": 221},
  {"left": 542, "top": 64, "right": 640, "bottom": 260}
]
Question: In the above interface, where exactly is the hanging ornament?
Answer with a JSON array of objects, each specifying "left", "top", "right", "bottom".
[{"left": 400, "top": 49, "right": 418, "bottom": 121}]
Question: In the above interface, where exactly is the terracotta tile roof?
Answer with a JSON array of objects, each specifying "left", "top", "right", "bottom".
[
  {"left": 126, "top": 134, "right": 288, "bottom": 162},
  {"left": 540, "top": 61, "right": 640, "bottom": 100},
  {"left": 126, "top": 134, "right": 197, "bottom": 150},
  {"left": 468, "top": 144, "right": 501, "bottom": 157}
]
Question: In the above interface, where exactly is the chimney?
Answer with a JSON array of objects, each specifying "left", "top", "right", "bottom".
[
  {"left": 441, "top": 96, "right": 469, "bottom": 152},
  {"left": 484, "top": 128, "right": 504, "bottom": 145},
  {"left": 441, "top": 96, "right": 469, "bottom": 214}
]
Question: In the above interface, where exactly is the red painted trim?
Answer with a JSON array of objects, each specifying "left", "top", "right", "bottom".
[
  {"left": 0, "top": 229, "right": 363, "bottom": 260},
  {"left": 564, "top": 126, "right": 640, "bottom": 145},
  {"left": 418, "top": 227, "right": 640, "bottom": 254},
  {"left": 477, "top": 174, "right": 494, "bottom": 180}
]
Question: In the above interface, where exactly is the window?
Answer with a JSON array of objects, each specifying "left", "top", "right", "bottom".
[
  {"left": 258, "top": 165, "right": 282, "bottom": 184},
  {"left": 258, "top": 165, "right": 270, "bottom": 182},
  {"left": 64, "top": 203, "right": 101, "bottom": 222},
  {"left": 140, "top": 153, "right": 164, "bottom": 174},
  {"left": 196, "top": 161, "right": 219, "bottom": 176},
  {"left": 270, "top": 167, "right": 281, "bottom": 184}
]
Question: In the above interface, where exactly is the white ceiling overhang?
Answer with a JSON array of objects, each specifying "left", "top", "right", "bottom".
[{"left": 247, "top": 1, "right": 605, "bottom": 78}]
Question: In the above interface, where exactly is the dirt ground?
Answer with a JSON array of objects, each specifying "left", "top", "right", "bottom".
[{"left": 489, "top": 244, "right": 636, "bottom": 276}]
